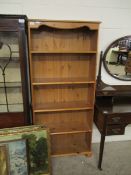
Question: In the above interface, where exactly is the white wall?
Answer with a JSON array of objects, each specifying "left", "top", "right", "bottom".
[
  {"left": 1, "top": 0, "right": 131, "bottom": 84},
  {"left": 0, "top": 0, "right": 131, "bottom": 142}
]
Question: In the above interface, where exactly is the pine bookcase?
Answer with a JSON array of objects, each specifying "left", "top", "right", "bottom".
[{"left": 28, "top": 20, "right": 100, "bottom": 156}]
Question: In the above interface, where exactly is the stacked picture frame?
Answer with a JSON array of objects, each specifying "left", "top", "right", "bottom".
[{"left": 0, "top": 125, "right": 51, "bottom": 175}]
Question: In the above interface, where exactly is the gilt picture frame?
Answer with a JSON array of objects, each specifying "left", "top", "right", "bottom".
[{"left": 0, "top": 125, "right": 51, "bottom": 175}]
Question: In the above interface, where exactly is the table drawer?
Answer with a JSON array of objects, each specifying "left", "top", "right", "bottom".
[
  {"left": 106, "top": 125, "right": 125, "bottom": 136},
  {"left": 107, "top": 115, "right": 123, "bottom": 124}
]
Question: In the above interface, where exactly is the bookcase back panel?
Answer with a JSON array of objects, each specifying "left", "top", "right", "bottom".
[
  {"left": 30, "top": 28, "right": 97, "bottom": 51},
  {"left": 34, "top": 84, "right": 94, "bottom": 106},
  {"left": 32, "top": 54, "right": 96, "bottom": 81},
  {"left": 34, "top": 110, "right": 93, "bottom": 133},
  {"left": 51, "top": 132, "right": 91, "bottom": 155}
]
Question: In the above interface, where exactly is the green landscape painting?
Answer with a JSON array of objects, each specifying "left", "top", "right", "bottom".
[{"left": 0, "top": 139, "right": 28, "bottom": 175}]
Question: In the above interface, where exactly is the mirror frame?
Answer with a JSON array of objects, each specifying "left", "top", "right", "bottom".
[{"left": 103, "top": 35, "right": 131, "bottom": 81}]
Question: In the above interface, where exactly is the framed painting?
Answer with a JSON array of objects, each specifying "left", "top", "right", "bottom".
[
  {"left": 0, "top": 145, "right": 9, "bottom": 175},
  {"left": 0, "top": 125, "right": 51, "bottom": 175},
  {"left": 0, "top": 139, "right": 28, "bottom": 175}
]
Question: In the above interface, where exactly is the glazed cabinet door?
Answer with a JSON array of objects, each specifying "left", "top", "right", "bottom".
[{"left": 0, "top": 15, "right": 30, "bottom": 128}]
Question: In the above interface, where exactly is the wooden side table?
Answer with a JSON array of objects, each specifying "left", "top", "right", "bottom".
[{"left": 94, "top": 96, "right": 131, "bottom": 170}]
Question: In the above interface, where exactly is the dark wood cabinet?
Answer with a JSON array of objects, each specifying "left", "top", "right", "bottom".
[
  {"left": 94, "top": 52, "right": 131, "bottom": 170},
  {"left": 0, "top": 15, "right": 31, "bottom": 128}
]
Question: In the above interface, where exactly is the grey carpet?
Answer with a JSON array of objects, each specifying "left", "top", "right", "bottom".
[{"left": 52, "top": 141, "right": 131, "bottom": 175}]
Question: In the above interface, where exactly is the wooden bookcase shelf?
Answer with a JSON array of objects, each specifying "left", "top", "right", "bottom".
[
  {"left": 34, "top": 110, "right": 93, "bottom": 134},
  {"left": 32, "top": 77, "right": 95, "bottom": 85},
  {"left": 34, "top": 101, "right": 93, "bottom": 113},
  {"left": 28, "top": 20, "right": 100, "bottom": 156},
  {"left": 31, "top": 51, "right": 97, "bottom": 54},
  {"left": 31, "top": 53, "right": 96, "bottom": 82},
  {"left": 51, "top": 130, "right": 91, "bottom": 136}
]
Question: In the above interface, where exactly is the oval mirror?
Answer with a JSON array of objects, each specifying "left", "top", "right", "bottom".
[{"left": 103, "top": 35, "right": 131, "bottom": 81}]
